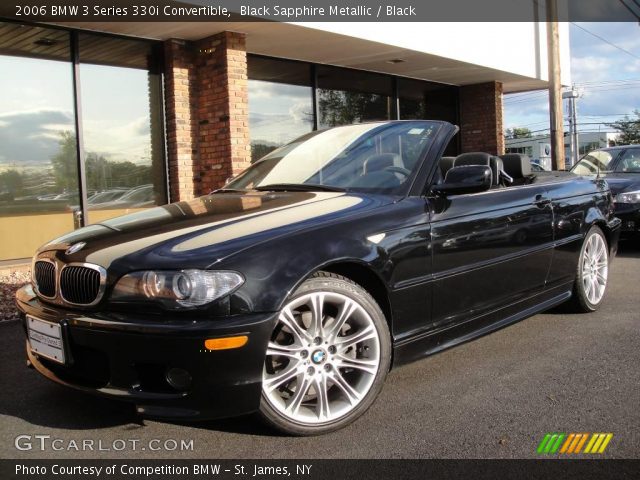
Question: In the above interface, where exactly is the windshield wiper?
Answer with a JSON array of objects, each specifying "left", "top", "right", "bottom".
[{"left": 254, "top": 183, "right": 346, "bottom": 192}]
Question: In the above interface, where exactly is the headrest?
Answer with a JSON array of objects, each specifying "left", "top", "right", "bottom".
[
  {"left": 440, "top": 156, "right": 456, "bottom": 175},
  {"left": 454, "top": 152, "right": 500, "bottom": 186},
  {"left": 363, "top": 153, "right": 401, "bottom": 174},
  {"left": 500, "top": 154, "right": 532, "bottom": 178},
  {"left": 454, "top": 152, "right": 493, "bottom": 167}
]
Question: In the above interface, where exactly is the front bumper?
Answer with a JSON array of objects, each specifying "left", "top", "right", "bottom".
[
  {"left": 614, "top": 203, "right": 640, "bottom": 234},
  {"left": 16, "top": 285, "right": 276, "bottom": 420}
]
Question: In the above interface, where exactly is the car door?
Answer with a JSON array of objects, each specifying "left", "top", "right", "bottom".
[{"left": 427, "top": 184, "right": 554, "bottom": 330}]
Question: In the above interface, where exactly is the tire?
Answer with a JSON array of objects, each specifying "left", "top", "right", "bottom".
[
  {"left": 259, "top": 271, "right": 391, "bottom": 436},
  {"left": 565, "top": 225, "right": 609, "bottom": 313}
]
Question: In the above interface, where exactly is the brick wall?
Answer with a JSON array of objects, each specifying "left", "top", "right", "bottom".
[
  {"left": 163, "top": 32, "right": 250, "bottom": 201},
  {"left": 459, "top": 81, "right": 505, "bottom": 155}
]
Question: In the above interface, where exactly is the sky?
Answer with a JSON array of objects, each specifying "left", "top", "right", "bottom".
[{"left": 504, "top": 22, "right": 640, "bottom": 137}]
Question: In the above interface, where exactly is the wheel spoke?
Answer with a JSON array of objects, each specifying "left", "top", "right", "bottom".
[
  {"left": 335, "top": 324, "right": 376, "bottom": 350},
  {"left": 286, "top": 375, "right": 313, "bottom": 415},
  {"left": 330, "top": 370, "right": 362, "bottom": 405},
  {"left": 266, "top": 342, "right": 303, "bottom": 359},
  {"left": 279, "top": 307, "right": 312, "bottom": 345},
  {"left": 590, "top": 277, "right": 599, "bottom": 303},
  {"left": 308, "top": 294, "right": 325, "bottom": 337},
  {"left": 326, "top": 298, "right": 357, "bottom": 341},
  {"left": 335, "top": 354, "right": 378, "bottom": 375},
  {"left": 314, "top": 374, "right": 331, "bottom": 420},
  {"left": 263, "top": 363, "right": 300, "bottom": 393}
]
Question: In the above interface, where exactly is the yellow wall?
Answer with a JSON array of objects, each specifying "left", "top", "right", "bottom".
[{"left": 0, "top": 208, "right": 145, "bottom": 260}]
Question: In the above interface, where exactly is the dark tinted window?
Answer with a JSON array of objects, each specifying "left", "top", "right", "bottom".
[{"left": 317, "top": 66, "right": 394, "bottom": 128}]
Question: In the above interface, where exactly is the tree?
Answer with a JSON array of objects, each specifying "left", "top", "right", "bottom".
[
  {"left": 318, "top": 90, "right": 388, "bottom": 127},
  {"left": 0, "top": 170, "right": 23, "bottom": 200},
  {"left": 50, "top": 131, "right": 79, "bottom": 193},
  {"left": 606, "top": 110, "right": 640, "bottom": 145},
  {"left": 504, "top": 127, "right": 532, "bottom": 139}
]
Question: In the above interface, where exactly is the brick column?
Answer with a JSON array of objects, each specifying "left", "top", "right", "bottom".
[
  {"left": 163, "top": 39, "right": 198, "bottom": 202},
  {"left": 163, "top": 32, "right": 250, "bottom": 201},
  {"left": 459, "top": 81, "right": 505, "bottom": 155},
  {"left": 194, "top": 32, "right": 250, "bottom": 194}
]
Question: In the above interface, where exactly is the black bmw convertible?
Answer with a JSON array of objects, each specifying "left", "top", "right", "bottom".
[{"left": 17, "top": 120, "right": 620, "bottom": 435}]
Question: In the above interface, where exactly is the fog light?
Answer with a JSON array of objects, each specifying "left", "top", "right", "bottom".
[
  {"left": 204, "top": 335, "right": 248, "bottom": 350},
  {"left": 165, "top": 367, "right": 192, "bottom": 391}
]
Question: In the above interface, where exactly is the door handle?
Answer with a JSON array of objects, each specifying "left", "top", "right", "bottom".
[{"left": 534, "top": 194, "right": 551, "bottom": 208}]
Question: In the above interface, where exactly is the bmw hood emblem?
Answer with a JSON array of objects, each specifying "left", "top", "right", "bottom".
[{"left": 65, "top": 242, "right": 86, "bottom": 255}]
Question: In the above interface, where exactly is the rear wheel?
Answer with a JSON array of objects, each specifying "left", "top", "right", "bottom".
[
  {"left": 259, "top": 272, "right": 391, "bottom": 435},
  {"left": 566, "top": 226, "right": 609, "bottom": 312}
]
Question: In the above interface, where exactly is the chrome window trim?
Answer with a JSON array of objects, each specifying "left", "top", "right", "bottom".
[
  {"left": 32, "top": 258, "right": 58, "bottom": 300},
  {"left": 59, "top": 262, "right": 107, "bottom": 307}
]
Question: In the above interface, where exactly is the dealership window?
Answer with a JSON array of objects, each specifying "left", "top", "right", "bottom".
[
  {"left": 398, "top": 78, "right": 459, "bottom": 155},
  {"left": 78, "top": 34, "right": 166, "bottom": 224},
  {"left": 0, "top": 22, "right": 165, "bottom": 261},
  {"left": 248, "top": 56, "right": 314, "bottom": 161},
  {"left": 247, "top": 55, "right": 460, "bottom": 161},
  {"left": 0, "top": 23, "right": 79, "bottom": 261},
  {"left": 316, "top": 65, "right": 394, "bottom": 128}
]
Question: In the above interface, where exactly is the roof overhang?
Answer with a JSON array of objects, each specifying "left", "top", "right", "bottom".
[{"left": 45, "top": 20, "right": 548, "bottom": 92}]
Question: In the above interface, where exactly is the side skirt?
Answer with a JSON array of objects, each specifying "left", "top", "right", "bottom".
[{"left": 391, "top": 284, "right": 572, "bottom": 367}]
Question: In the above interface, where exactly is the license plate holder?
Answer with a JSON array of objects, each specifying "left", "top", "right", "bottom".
[{"left": 27, "top": 315, "right": 66, "bottom": 364}]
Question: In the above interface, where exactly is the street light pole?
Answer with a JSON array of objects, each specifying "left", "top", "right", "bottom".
[{"left": 546, "top": 0, "right": 565, "bottom": 170}]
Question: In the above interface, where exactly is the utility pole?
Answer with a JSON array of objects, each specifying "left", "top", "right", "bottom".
[
  {"left": 563, "top": 88, "right": 580, "bottom": 167},
  {"left": 546, "top": 0, "right": 565, "bottom": 170}
]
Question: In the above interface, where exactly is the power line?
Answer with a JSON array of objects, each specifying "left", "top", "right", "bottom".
[{"left": 571, "top": 22, "right": 640, "bottom": 61}]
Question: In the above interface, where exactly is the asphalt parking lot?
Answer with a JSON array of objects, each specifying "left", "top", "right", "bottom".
[{"left": 1, "top": 243, "right": 638, "bottom": 459}]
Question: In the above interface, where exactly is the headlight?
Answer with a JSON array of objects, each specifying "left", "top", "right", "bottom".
[
  {"left": 111, "top": 270, "right": 244, "bottom": 309},
  {"left": 615, "top": 190, "right": 640, "bottom": 204}
]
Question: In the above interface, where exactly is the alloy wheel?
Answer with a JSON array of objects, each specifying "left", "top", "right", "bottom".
[
  {"left": 581, "top": 231, "right": 608, "bottom": 305},
  {"left": 262, "top": 291, "right": 381, "bottom": 425}
]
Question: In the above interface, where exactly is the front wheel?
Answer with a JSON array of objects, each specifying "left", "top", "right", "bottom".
[
  {"left": 259, "top": 272, "right": 391, "bottom": 435},
  {"left": 566, "top": 225, "right": 609, "bottom": 312}
]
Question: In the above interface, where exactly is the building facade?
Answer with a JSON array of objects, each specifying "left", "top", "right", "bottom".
[
  {"left": 0, "top": 19, "right": 569, "bottom": 261},
  {"left": 505, "top": 131, "right": 619, "bottom": 170}
]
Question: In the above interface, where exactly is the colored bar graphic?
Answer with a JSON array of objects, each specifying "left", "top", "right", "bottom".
[
  {"left": 537, "top": 434, "right": 552, "bottom": 454},
  {"left": 560, "top": 433, "right": 575, "bottom": 453},
  {"left": 598, "top": 434, "right": 613, "bottom": 453},
  {"left": 574, "top": 433, "right": 588, "bottom": 453},
  {"left": 537, "top": 433, "right": 613, "bottom": 454}
]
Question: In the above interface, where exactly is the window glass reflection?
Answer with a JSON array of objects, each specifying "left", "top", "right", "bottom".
[
  {"left": 317, "top": 66, "right": 394, "bottom": 128},
  {"left": 248, "top": 57, "right": 314, "bottom": 162},
  {"left": 0, "top": 23, "right": 77, "bottom": 260},
  {"left": 78, "top": 34, "right": 166, "bottom": 224}
]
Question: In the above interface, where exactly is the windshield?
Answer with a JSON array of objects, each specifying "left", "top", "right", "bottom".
[
  {"left": 226, "top": 121, "right": 440, "bottom": 194},
  {"left": 572, "top": 150, "right": 618, "bottom": 175},
  {"left": 616, "top": 148, "right": 640, "bottom": 173}
]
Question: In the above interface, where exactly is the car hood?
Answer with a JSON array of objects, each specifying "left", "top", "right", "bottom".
[
  {"left": 39, "top": 191, "right": 391, "bottom": 270},
  {"left": 597, "top": 173, "right": 640, "bottom": 195}
]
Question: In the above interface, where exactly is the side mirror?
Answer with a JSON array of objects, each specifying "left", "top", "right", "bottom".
[{"left": 432, "top": 165, "right": 492, "bottom": 195}]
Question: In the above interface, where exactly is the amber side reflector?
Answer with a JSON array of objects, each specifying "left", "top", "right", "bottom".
[{"left": 204, "top": 336, "right": 248, "bottom": 350}]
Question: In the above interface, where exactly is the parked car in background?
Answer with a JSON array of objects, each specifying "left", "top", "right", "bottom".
[
  {"left": 17, "top": 121, "right": 620, "bottom": 435},
  {"left": 572, "top": 145, "right": 640, "bottom": 238},
  {"left": 88, "top": 184, "right": 155, "bottom": 210}
]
